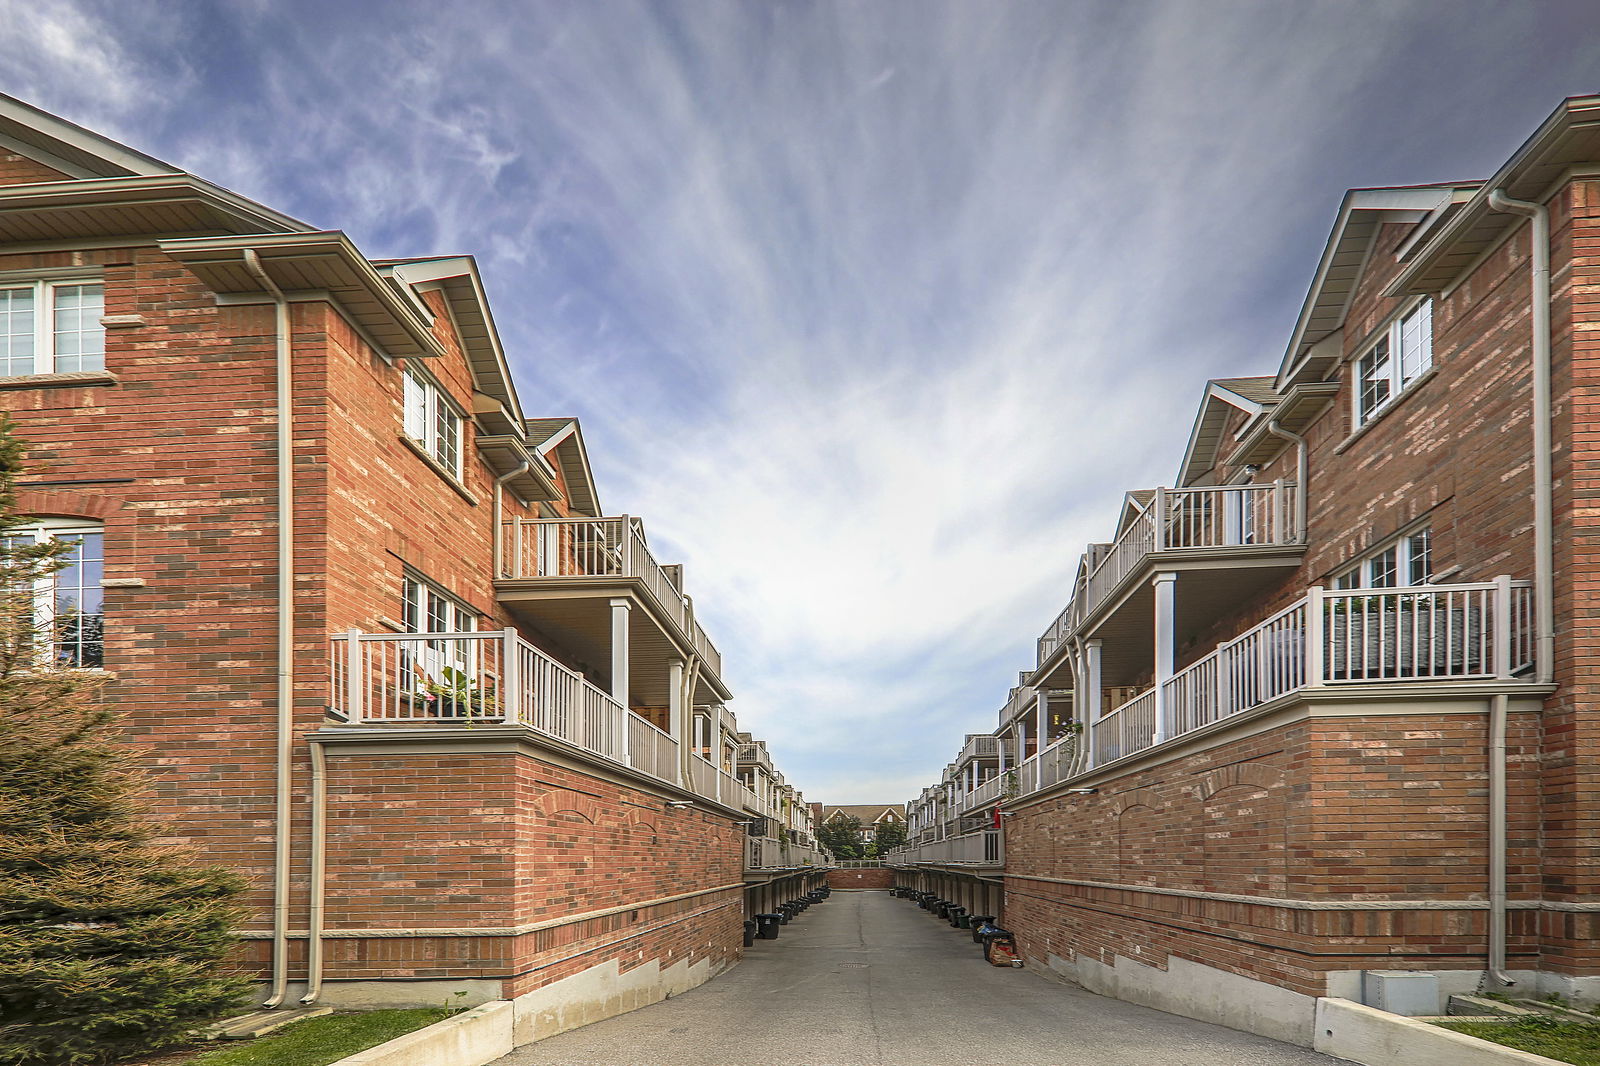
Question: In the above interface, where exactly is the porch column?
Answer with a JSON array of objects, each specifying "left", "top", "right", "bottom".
[
  {"left": 1084, "top": 638, "right": 1103, "bottom": 768},
  {"left": 668, "top": 657, "right": 687, "bottom": 784},
  {"left": 610, "top": 598, "right": 631, "bottom": 760},
  {"left": 1152, "top": 571, "right": 1177, "bottom": 743},
  {"left": 1034, "top": 691, "right": 1046, "bottom": 750},
  {"left": 1016, "top": 717, "right": 1028, "bottom": 765},
  {"left": 996, "top": 730, "right": 1008, "bottom": 774}
]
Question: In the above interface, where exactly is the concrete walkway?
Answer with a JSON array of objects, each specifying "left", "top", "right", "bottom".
[{"left": 495, "top": 889, "right": 1341, "bottom": 1066}]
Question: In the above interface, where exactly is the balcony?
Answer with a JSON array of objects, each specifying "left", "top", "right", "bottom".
[
  {"left": 956, "top": 734, "right": 1000, "bottom": 765},
  {"left": 1036, "top": 482, "right": 1304, "bottom": 681},
  {"left": 496, "top": 516, "right": 727, "bottom": 707},
  {"left": 886, "top": 829, "right": 1002, "bottom": 866},
  {"left": 745, "top": 835, "right": 830, "bottom": 871},
  {"left": 329, "top": 628, "right": 753, "bottom": 806},
  {"left": 1021, "top": 578, "right": 1537, "bottom": 785}
]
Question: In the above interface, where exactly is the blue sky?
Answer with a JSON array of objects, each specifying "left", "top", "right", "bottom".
[{"left": 3, "top": 1, "right": 1596, "bottom": 802}]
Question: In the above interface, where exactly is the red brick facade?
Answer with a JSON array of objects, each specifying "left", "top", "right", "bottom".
[
  {"left": 0, "top": 95, "right": 826, "bottom": 1030},
  {"left": 896, "top": 96, "right": 1600, "bottom": 1039}
]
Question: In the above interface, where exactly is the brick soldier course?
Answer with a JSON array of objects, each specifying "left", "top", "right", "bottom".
[
  {"left": 0, "top": 93, "right": 826, "bottom": 1046},
  {"left": 892, "top": 93, "right": 1600, "bottom": 1046}
]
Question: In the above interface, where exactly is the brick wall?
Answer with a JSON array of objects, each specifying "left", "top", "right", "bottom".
[{"left": 828, "top": 868, "right": 894, "bottom": 890}]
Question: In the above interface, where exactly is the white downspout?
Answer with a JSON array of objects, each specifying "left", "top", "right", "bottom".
[
  {"left": 1483, "top": 187, "right": 1554, "bottom": 991},
  {"left": 491, "top": 459, "right": 531, "bottom": 579},
  {"left": 242, "top": 249, "right": 295, "bottom": 1010},
  {"left": 299, "top": 740, "right": 328, "bottom": 1005},
  {"left": 1487, "top": 188, "right": 1554, "bottom": 684},
  {"left": 1266, "top": 417, "right": 1308, "bottom": 542}
]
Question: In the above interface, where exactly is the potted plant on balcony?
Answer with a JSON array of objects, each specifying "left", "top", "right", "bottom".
[{"left": 416, "top": 666, "right": 496, "bottom": 720}]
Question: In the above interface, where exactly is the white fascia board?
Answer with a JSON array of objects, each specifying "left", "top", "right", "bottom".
[
  {"left": 1274, "top": 186, "right": 1454, "bottom": 390},
  {"left": 0, "top": 91, "right": 180, "bottom": 177}
]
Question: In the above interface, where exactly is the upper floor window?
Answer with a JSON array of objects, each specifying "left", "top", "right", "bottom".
[
  {"left": 1356, "top": 299, "right": 1432, "bottom": 425},
  {"left": 0, "top": 281, "right": 105, "bottom": 376},
  {"left": 8, "top": 520, "right": 103, "bottom": 666},
  {"left": 402, "top": 367, "right": 463, "bottom": 478},
  {"left": 1333, "top": 526, "right": 1431, "bottom": 590}
]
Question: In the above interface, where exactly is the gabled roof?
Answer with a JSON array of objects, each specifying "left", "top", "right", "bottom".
[
  {"left": 1177, "top": 376, "right": 1280, "bottom": 486},
  {"left": 529, "top": 420, "right": 601, "bottom": 517},
  {"left": 1275, "top": 184, "right": 1470, "bottom": 391},
  {"left": 1114, "top": 490, "right": 1155, "bottom": 537},
  {"left": 821, "top": 804, "right": 904, "bottom": 825},
  {"left": 0, "top": 92, "right": 180, "bottom": 178},
  {"left": 1389, "top": 94, "right": 1600, "bottom": 297}
]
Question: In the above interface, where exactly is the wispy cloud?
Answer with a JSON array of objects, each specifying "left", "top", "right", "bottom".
[{"left": 2, "top": 0, "right": 1594, "bottom": 801}]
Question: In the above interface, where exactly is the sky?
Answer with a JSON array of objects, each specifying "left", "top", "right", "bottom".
[{"left": 2, "top": 0, "right": 1596, "bottom": 803}]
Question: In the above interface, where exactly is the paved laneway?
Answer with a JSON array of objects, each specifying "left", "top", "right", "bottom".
[{"left": 496, "top": 889, "right": 1341, "bottom": 1066}]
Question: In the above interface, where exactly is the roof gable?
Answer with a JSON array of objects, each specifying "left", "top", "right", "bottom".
[
  {"left": 1177, "top": 377, "right": 1280, "bottom": 486},
  {"left": 0, "top": 92, "right": 180, "bottom": 180}
]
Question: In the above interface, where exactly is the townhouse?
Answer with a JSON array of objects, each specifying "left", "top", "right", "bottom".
[
  {"left": 0, "top": 94, "right": 827, "bottom": 1044},
  {"left": 891, "top": 94, "right": 1600, "bottom": 1044}
]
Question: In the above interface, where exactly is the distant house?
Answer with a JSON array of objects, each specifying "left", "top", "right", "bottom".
[{"left": 819, "top": 804, "right": 906, "bottom": 846}]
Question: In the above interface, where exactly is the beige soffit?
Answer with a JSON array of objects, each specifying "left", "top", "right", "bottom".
[
  {"left": 1176, "top": 376, "right": 1280, "bottom": 487},
  {"left": 158, "top": 231, "right": 444, "bottom": 361},
  {"left": 1388, "top": 94, "right": 1600, "bottom": 297},
  {"left": 1274, "top": 184, "right": 1464, "bottom": 392}
]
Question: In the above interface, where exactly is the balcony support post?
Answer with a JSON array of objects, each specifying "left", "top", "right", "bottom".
[
  {"left": 344, "top": 631, "right": 363, "bottom": 723},
  {"left": 668, "top": 657, "right": 687, "bottom": 784},
  {"left": 1152, "top": 572, "right": 1177, "bottom": 744},
  {"left": 1494, "top": 575, "right": 1514, "bottom": 679},
  {"left": 1084, "top": 639, "right": 1102, "bottom": 769},
  {"left": 1034, "top": 691, "right": 1046, "bottom": 756},
  {"left": 610, "top": 598, "right": 631, "bottom": 760},
  {"left": 502, "top": 627, "right": 520, "bottom": 725},
  {"left": 1306, "top": 586, "right": 1325, "bottom": 688},
  {"left": 1153, "top": 487, "right": 1167, "bottom": 552}
]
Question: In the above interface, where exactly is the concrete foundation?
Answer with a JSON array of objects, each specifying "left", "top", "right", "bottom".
[{"left": 511, "top": 956, "right": 720, "bottom": 1046}]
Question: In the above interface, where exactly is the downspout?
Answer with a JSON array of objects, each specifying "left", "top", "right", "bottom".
[
  {"left": 1483, "top": 187, "right": 1554, "bottom": 990},
  {"left": 299, "top": 740, "right": 327, "bottom": 1005},
  {"left": 491, "top": 458, "right": 531, "bottom": 578},
  {"left": 1266, "top": 417, "right": 1308, "bottom": 542},
  {"left": 1487, "top": 693, "right": 1513, "bottom": 988},
  {"left": 242, "top": 249, "right": 295, "bottom": 1010},
  {"left": 1487, "top": 189, "right": 1554, "bottom": 684}
]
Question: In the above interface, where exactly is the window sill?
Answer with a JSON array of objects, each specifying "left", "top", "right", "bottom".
[
  {"left": 398, "top": 434, "right": 479, "bottom": 505},
  {"left": 0, "top": 370, "right": 118, "bottom": 390},
  {"left": 1333, "top": 365, "right": 1439, "bottom": 456}
]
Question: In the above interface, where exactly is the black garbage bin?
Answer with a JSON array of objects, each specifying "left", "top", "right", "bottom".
[
  {"left": 755, "top": 913, "right": 783, "bottom": 939},
  {"left": 948, "top": 906, "right": 968, "bottom": 928},
  {"left": 970, "top": 916, "right": 996, "bottom": 944},
  {"left": 743, "top": 920, "right": 757, "bottom": 947},
  {"left": 981, "top": 927, "right": 1016, "bottom": 964}
]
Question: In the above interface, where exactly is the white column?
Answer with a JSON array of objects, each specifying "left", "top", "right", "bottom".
[
  {"left": 1152, "top": 572, "right": 1177, "bottom": 743},
  {"left": 1017, "top": 717, "right": 1029, "bottom": 764},
  {"left": 668, "top": 657, "right": 686, "bottom": 784},
  {"left": 1034, "top": 691, "right": 1046, "bottom": 750},
  {"left": 610, "top": 598, "right": 631, "bottom": 761},
  {"left": 1084, "top": 638, "right": 1103, "bottom": 769},
  {"left": 997, "top": 731, "right": 1008, "bottom": 774}
]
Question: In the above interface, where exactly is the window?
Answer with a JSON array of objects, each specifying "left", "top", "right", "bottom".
[
  {"left": 401, "top": 575, "right": 477, "bottom": 712},
  {"left": 1356, "top": 298, "right": 1433, "bottom": 425},
  {"left": 402, "top": 367, "right": 463, "bottom": 477},
  {"left": 8, "top": 520, "right": 103, "bottom": 666},
  {"left": 1333, "top": 525, "right": 1433, "bottom": 590},
  {"left": 0, "top": 280, "right": 105, "bottom": 376}
]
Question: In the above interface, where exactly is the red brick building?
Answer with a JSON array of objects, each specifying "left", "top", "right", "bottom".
[
  {"left": 0, "top": 93, "right": 825, "bottom": 1043},
  {"left": 892, "top": 94, "right": 1600, "bottom": 1044}
]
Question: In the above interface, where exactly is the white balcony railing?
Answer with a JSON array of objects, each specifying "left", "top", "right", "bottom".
[
  {"left": 332, "top": 627, "right": 694, "bottom": 786},
  {"left": 500, "top": 515, "right": 722, "bottom": 678},
  {"left": 1037, "top": 481, "right": 1300, "bottom": 666},
  {"left": 958, "top": 734, "right": 1000, "bottom": 764},
  {"left": 886, "top": 830, "right": 1002, "bottom": 865}
]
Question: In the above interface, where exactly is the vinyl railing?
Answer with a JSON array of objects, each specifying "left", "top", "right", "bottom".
[
  {"left": 745, "top": 836, "right": 831, "bottom": 870},
  {"left": 1036, "top": 482, "right": 1300, "bottom": 668},
  {"left": 885, "top": 830, "right": 1002, "bottom": 865},
  {"left": 500, "top": 515, "right": 723, "bottom": 678},
  {"left": 330, "top": 628, "right": 761, "bottom": 801},
  {"left": 958, "top": 734, "right": 1000, "bottom": 762}
]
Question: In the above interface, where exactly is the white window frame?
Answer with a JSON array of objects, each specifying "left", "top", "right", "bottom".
[
  {"left": 401, "top": 366, "right": 464, "bottom": 479},
  {"left": 0, "top": 279, "right": 106, "bottom": 376},
  {"left": 1355, "top": 298, "right": 1433, "bottom": 427},
  {"left": 401, "top": 573, "right": 477, "bottom": 694},
  {"left": 1333, "top": 525, "right": 1432, "bottom": 590},
  {"left": 10, "top": 518, "right": 104, "bottom": 666}
]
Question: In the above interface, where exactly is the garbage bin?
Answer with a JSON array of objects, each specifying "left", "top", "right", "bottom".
[
  {"left": 743, "top": 920, "right": 757, "bottom": 947},
  {"left": 755, "top": 913, "right": 783, "bottom": 939},
  {"left": 981, "top": 927, "right": 1017, "bottom": 964},
  {"left": 949, "top": 906, "right": 968, "bottom": 928},
  {"left": 970, "top": 916, "right": 996, "bottom": 944}
]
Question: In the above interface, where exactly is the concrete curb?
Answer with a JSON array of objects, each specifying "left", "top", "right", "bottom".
[
  {"left": 1313, "top": 997, "right": 1569, "bottom": 1066},
  {"left": 329, "top": 1002, "right": 513, "bottom": 1066}
]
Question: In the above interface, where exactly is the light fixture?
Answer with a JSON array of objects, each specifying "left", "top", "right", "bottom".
[
  {"left": 1066, "top": 787, "right": 1097, "bottom": 795},
  {"left": 665, "top": 800, "right": 695, "bottom": 808}
]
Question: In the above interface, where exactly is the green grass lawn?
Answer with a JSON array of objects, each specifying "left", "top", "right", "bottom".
[
  {"left": 176, "top": 1009, "right": 454, "bottom": 1066},
  {"left": 1438, "top": 1017, "right": 1600, "bottom": 1066}
]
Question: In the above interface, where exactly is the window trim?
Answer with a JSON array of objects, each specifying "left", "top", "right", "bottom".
[
  {"left": 1352, "top": 297, "right": 1433, "bottom": 430},
  {"left": 401, "top": 365, "right": 465, "bottom": 480},
  {"left": 11, "top": 518, "right": 105, "bottom": 667},
  {"left": 0, "top": 278, "right": 107, "bottom": 377},
  {"left": 1332, "top": 524, "right": 1433, "bottom": 590}
]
